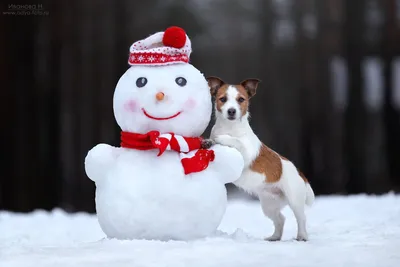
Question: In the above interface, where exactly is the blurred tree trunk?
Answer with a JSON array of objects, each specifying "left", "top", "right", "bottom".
[
  {"left": 1, "top": 0, "right": 60, "bottom": 211},
  {"left": 297, "top": 0, "right": 347, "bottom": 193},
  {"left": 58, "top": 0, "right": 84, "bottom": 211},
  {"left": 257, "top": 0, "right": 303, "bottom": 164},
  {"left": 4, "top": 13, "right": 38, "bottom": 211},
  {"left": 316, "top": 0, "right": 347, "bottom": 193},
  {"left": 296, "top": 0, "right": 319, "bottom": 188},
  {"left": 344, "top": 0, "right": 390, "bottom": 193},
  {"left": 383, "top": 0, "right": 400, "bottom": 191},
  {"left": 344, "top": 0, "right": 368, "bottom": 193},
  {"left": 34, "top": 0, "right": 61, "bottom": 210},
  {"left": 0, "top": 5, "right": 12, "bottom": 209}
]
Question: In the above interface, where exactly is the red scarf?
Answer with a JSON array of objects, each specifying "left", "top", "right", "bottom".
[{"left": 121, "top": 131, "right": 215, "bottom": 175}]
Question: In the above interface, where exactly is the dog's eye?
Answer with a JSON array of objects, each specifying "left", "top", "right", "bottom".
[
  {"left": 136, "top": 77, "right": 147, "bottom": 88},
  {"left": 219, "top": 97, "right": 227, "bottom": 103},
  {"left": 175, "top": 77, "right": 187, "bottom": 87},
  {"left": 238, "top": 97, "right": 245, "bottom": 103}
]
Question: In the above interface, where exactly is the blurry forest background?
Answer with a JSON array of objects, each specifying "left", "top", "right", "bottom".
[{"left": 1, "top": 0, "right": 400, "bottom": 212}]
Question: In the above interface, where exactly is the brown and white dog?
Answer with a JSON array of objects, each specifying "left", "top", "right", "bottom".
[{"left": 204, "top": 77, "right": 315, "bottom": 241}]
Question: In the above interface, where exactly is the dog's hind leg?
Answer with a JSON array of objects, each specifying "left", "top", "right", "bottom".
[
  {"left": 280, "top": 162, "right": 309, "bottom": 241},
  {"left": 259, "top": 191, "right": 286, "bottom": 241}
]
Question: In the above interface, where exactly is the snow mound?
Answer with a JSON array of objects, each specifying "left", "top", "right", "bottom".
[{"left": 1, "top": 194, "right": 400, "bottom": 267}]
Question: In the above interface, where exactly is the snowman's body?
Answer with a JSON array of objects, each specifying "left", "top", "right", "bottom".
[
  {"left": 85, "top": 44, "right": 244, "bottom": 240},
  {"left": 91, "top": 145, "right": 239, "bottom": 240}
]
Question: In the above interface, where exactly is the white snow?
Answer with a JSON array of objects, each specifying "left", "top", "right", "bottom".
[{"left": 1, "top": 194, "right": 400, "bottom": 267}]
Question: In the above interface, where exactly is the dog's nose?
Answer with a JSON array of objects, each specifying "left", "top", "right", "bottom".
[
  {"left": 156, "top": 92, "right": 165, "bottom": 101},
  {"left": 227, "top": 108, "right": 236, "bottom": 116}
]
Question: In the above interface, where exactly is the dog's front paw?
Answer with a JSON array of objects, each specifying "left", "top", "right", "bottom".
[
  {"left": 214, "top": 135, "right": 235, "bottom": 147},
  {"left": 201, "top": 139, "right": 215, "bottom": 149}
]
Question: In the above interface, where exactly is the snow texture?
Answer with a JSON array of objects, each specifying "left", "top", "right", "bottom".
[{"left": 1, "top": 194, "right": 400, "bottom": 267}]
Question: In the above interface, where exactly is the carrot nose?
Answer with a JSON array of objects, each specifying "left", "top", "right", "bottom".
[{"left": 156, "top": 92, "right": 165, "bottom": 101}]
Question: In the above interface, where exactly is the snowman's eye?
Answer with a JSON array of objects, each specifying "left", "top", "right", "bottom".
[
  {"left": 175, "top": 77, "right": 187, "bottom": 87},
  {"left": 136, "top": 77, "right": 147, "bottom": 88}
]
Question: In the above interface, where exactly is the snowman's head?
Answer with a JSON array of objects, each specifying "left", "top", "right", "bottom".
[
  {"left": 113, "top": 63, "right": 211, "bottom": 137},
  {"left": 113, "top": 27, "right": 211, "bottom": 137}
]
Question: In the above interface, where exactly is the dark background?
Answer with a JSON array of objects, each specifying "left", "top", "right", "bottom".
[{"left": 1, "top": 0, "right": 400, "bottom": 212}]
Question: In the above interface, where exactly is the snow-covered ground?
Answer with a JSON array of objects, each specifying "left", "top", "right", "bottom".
[{"left": 1, "top": 194, "right": 400, "bottom": 267}]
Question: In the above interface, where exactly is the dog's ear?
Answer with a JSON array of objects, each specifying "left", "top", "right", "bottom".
[
  {"left": 240, "top": 78, "right": 261, "bottom": 98},
  {"left": 207, "top": 76, "right": 225, "bottom": 97}
]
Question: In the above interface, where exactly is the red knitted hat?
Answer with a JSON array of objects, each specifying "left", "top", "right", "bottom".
[{"left": 128, "top": 26, "right": 192, "bottom": 66}]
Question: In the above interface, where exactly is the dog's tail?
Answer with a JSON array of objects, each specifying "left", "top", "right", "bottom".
[
  {"left": 297, "top": 169, "right": 315, "bottom": 206},
  {"left": 305, "top": 182, "right": 315, "bottom": 206}
]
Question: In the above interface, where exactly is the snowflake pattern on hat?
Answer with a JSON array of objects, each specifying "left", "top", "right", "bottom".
[{"left": 128, "top": 26, "right": 192, "bottom": 66}]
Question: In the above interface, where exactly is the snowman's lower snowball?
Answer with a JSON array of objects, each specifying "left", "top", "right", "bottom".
[{"left": 87, "top": 144, "right": 243, "bottom": 240}]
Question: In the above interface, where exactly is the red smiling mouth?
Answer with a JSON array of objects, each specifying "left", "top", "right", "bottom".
[{"left": 142, "top": 108, "right": 182, "bottom": 120}]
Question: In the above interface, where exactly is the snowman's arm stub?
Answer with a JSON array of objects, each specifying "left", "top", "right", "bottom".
[
  {"left": 208, "top": 144, "right": 244, "bottom": 184},
  {"left": 85, "top": 143, "right": 120, "bottom": 183}
]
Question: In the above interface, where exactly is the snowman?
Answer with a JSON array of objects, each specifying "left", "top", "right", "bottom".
[{"left": 84, "top": 26, "right": 244, "bottom": 241}]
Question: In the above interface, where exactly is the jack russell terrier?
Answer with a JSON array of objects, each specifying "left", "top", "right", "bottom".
[{"left": 202, "top": 77, "right": 315, "bottom": 241}]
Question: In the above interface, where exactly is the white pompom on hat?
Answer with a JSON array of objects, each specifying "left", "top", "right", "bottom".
[{"left": 128, "top": 26, "right": 192, "bottom": 66}]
